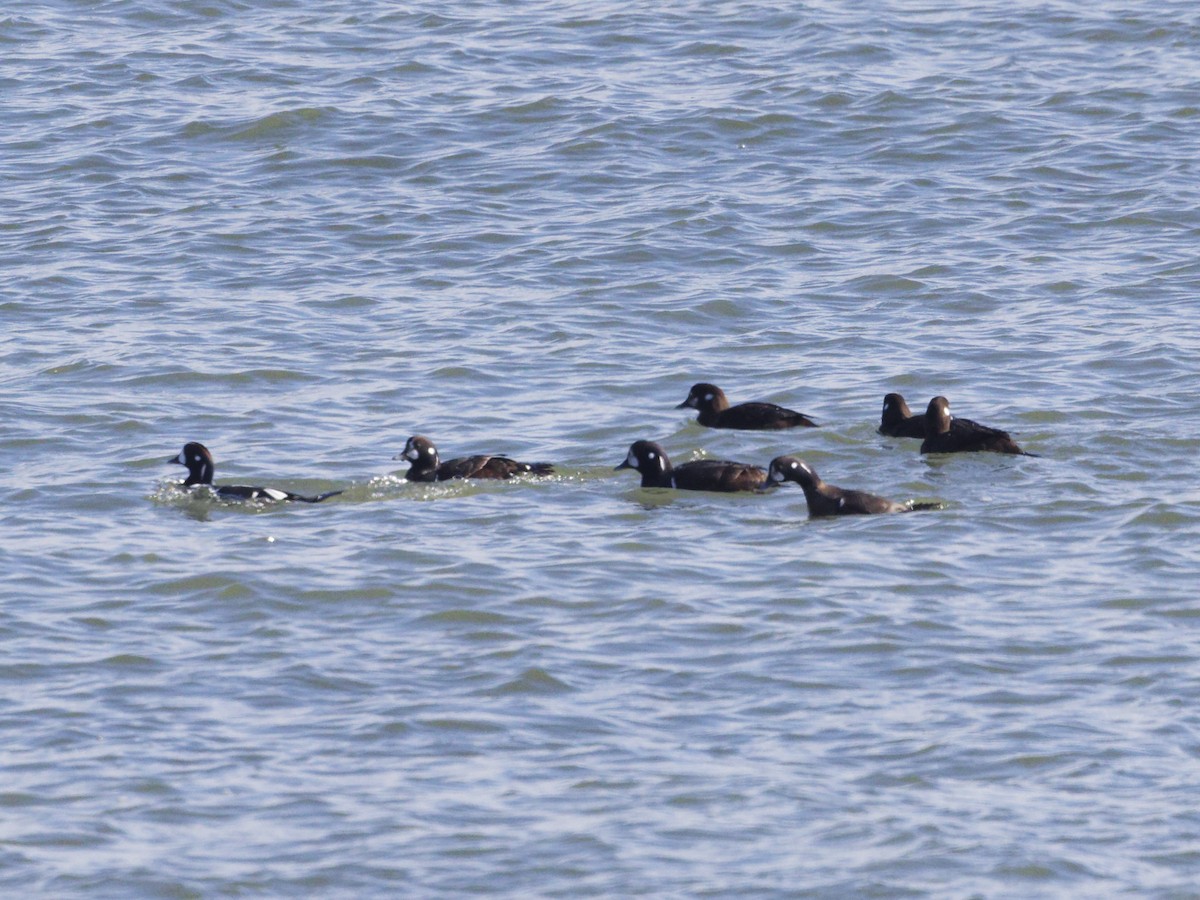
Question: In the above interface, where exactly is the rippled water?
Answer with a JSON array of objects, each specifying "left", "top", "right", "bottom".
[{"left": 4, "top": 1, "right": 1200, "bottom": 895}]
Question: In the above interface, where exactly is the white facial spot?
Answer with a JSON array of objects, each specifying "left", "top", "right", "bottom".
[
  {"left": 703, "top": 393, "right": 714, "bottom": 402},
  {"left": 625, "top": 450, "right": 638, "bottom": 467},
  {"left": 838, "top": 497, "right": 845, "bottom": 508},
  {"left": 192, "top": 453, "right": 202, "bottom": 463},
  {"left": 404, "top": 447, "right": 419, "bottom": 461},
  {"left": 790, "top": 460, "right": 799, "bottom": 469},
  {"left": 647, "top": 451, "right": 656, "bottom": 460},
  {"left": 769, "top": 469, "right": 784, "bottom": 482},
  {"left": 883, "top": 400, "right": 891, "bottom": 411}
]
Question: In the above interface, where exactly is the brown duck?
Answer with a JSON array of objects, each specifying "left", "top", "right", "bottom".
[{"left": 677, "top": 383, "right": 817, "bottom": 430}]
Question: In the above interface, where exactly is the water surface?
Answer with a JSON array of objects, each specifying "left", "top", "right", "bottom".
[{"left": 3, "top": 1, "right": 1200, "bottom": 895}]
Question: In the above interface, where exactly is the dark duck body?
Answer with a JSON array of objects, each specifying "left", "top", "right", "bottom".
[
  {"left": 398, "top": 435, "right": 554, "bottom": 482},
  {"left": 766, "top": 456, "right": 941, "bottom": 517},
  {"left": 169, "top": 442, "right": 342, "bottom": 503},
  {"left": 615, "top": 440, "right": 767, "bottom": 492},
  {"left": 677, "top": 382, "right": 817, "bottom": 430},
  {"left": 919, "top": 396, "right": 1029, "bottom": 455},
  {"left": 879, "top": 392, "right": 930, "bottom": 438},
  {"left": 879, "top": 392, "right": 986, "bottom": 439}
]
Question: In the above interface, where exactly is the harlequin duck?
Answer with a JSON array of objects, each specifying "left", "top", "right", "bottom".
[
  {"left": 615, "top": 440, "right": 767, "bottom": 492},
  {"left": 397, "top": 435, "right": 554, "bottom": 482},
  {"left": 879, "top": 392, "right": 929, "bottom": 438},
  {"left": 677, "top": 383, "right": 817, "bottom": 430},
  {"left": 766, "top": 456, "right": 942, "bottom": 516},
  {"left": 169, "top": 442, "right": 343, "bottom": 503},
  {"left": 878, "top": 392, "right": 986, "bottom": 438},
  {"left": 919, "top": 396, "right": 1030, "bottom": 455}
]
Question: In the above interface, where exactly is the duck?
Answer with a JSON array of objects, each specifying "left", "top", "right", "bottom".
[
  {"left": 677, "top": 382, "right": 817, "bottom": 430},
  {"left": 766, "top": 456, "right": 941, "bottom": 516},
  {"left": 615, "top": 440, "right": 767, "bottom": 492},
  {"left": 397, "top": 435, "right": 554, "bottom": 482},
  {"left": 878, "top": 392, "right": 931, "bottom": 438},
  {"left": 169, "top": 442, "right": 342, "bottom": 503},
  {"left": 879, "top": 391, "right": 997, "bottom": 439},
  {"left": 919, "top": 396, "right": 1029, "bottom": 455}
]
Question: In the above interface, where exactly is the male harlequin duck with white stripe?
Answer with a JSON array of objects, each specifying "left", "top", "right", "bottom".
[
  {"left": 766, "top": 456, "right": 941, "bottom": 517},
  {"left": 397, "top": 435, "right": 554, "bottom": 482},
  {"left": 169, "top": 442, "right": 343, "bottom": 503},
  {"left": 677, "top": 382, "right": 817, "bottom": 430},
  {"left": 615, "top": 440, "right": 767, "bottom": 492}
]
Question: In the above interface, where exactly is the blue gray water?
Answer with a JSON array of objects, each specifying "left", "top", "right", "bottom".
[{"left": 4, "top": 1, "right": 1200, "bottom": 896}]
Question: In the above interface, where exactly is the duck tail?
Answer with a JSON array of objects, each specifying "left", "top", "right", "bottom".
[{"left": 295, "top": 490, "right": 344, "bottom": 503}]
